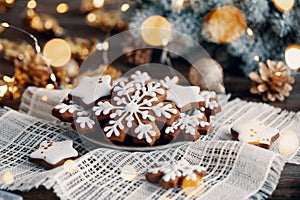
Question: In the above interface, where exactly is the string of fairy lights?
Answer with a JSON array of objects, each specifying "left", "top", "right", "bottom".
[
  {"left": 0, "top": 0, "right": 300, "bottom": 100},
  {"left": 30, "top": 0, "right": 300, "bottom": 71}
]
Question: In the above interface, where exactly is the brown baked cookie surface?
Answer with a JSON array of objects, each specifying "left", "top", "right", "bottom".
[
  {"left": 92, "top": 78, "right": 180, "bottom": 146},
  {"left": 52, "top": 71, "right": 221, "bottom": 147},
  {"left": 164, "top": 110, "right": 211, "bottom": 142}
]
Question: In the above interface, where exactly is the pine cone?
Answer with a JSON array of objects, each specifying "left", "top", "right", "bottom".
[
  {"left": 249, "top": 60, "right": 295, "bottom": 102},
  {"left": 14, "top": 53, "right": 53, "bottom": 88}
]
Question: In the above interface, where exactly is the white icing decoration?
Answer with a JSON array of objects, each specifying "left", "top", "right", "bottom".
[
  {"left": 92, "top": 79, "right": 178, "bottom": 143},
  {"left": 29, "top": 140, "right": 78, "bottom": 165},
  {"left": 232, "top": 120, "right": 279, "bottom": 146},
  {"left": 54, "top": 103, "right": 81, "bottom": 114},
  {"left": 93, "top": 101, "right": 114, "bottom": 116},
  {"left": 70, "top": 75, "right": 112, "bottom": 105},
  {"left": 166, "top": 110, "right": 209, "bottom": 135},
  {"left": 135, "top": 124, "right": 157, "bottom": 143},
  {"left": 76, "top": 116, "right": 95, "bottom": 129},
  {"left": 130, "top": 71, "right": 151, "bottom": 84},
  {"left": 76, "top": 110, "right": 90, "bottom": 117},
  {"left": 160, "top": 76, "right": 204, "bottom": 109},
  {"left": 148, "top": 160, "right": 206, "bottom": 182},
  {"left": 201, "top": 91, "right": 219, "bottom": 109}
]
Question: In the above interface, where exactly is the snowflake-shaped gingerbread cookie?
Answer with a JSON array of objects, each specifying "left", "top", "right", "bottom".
[
  {"left": 146, "top": 160, "right": 206, "bottom": 189},
  {"left": 92, "top": 72, "right": 180, "bottom": 146},
  {"left": 165, "top": 110, "right": 211, "bottom": 141}
]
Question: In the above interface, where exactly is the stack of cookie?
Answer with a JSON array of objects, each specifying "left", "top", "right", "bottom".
[{"left": 52, "top": 71, "right": 221, "bottom": 147}]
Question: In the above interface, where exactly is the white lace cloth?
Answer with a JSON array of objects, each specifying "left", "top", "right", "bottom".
[{"left": 0, "top": 87, "right": 298, "bottom": 200}]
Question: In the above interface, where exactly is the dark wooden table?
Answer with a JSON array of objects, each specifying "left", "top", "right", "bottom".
[{"left": 1, "top": 1, "right": 300, "bottom": 199}]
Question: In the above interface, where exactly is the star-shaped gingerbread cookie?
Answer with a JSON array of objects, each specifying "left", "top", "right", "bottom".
[{"left": 29, "top": 140, "right": 79, "bottom": 169}]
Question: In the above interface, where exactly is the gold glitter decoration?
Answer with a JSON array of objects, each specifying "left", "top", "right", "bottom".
[
  {"left": 23, "top": 9, "right": 65, "bottom": 36},
  {"left": 80, "top": 0, "right": 110, "bottom": 13},
  {"left": 0, "top": 39, "right": 35, "bottom": 61},
  {"left": 0, "top": 0, "right": 14, "bottom": 13},
  {"left": 14, "top": 52, "right": 54, "bottom": 88},
  {"left": 85, "top": 9, "right": 128, "bottom": 32},
  {"left": 65, "top": 37, "right": 99, "bottom": 60}
]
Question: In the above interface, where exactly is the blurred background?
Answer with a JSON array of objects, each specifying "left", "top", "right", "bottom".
[{"left": 0, "top": 0, "right": 299, "bottom": 110}]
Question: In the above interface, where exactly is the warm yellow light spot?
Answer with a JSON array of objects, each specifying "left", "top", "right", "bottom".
[
  {"left": 56, "top": 3, "right": 69, "bottom": 14},
  {"left": 273, "top": 0, "right": 294, "bottom": 13},
  {"left": 3, "top": 75, "right": 14, "bottom": 83},
  {"left": 46, "top": 84, "right": 55, "bottom": 89},
  {"left": 50, "top": 73, "right": 57, "bottom": 82},
  {"left": 93, "top": 0, "right": 105, "bottom": 8},
  {"left": 5, "top": 0, "right": 14, "bottom": 5},
  {"left": 1, "top": 22, "right": 9, "bottom": 28},
  {"left": 26, "top": 9, "right": 35, "bottom": 17},
  {"left": 121, "top": 3, "right": 130, "bottom": 12},
  {"left": 63, "top": 160, "right": 78, "bottom": 173},
  {"left": 1, "top": 171, "right": 14, "bottom": 185},
  {"left": 43, "top": 38, "right": 71, "bottom": 67},
  {"left": 44, "top": 20, "right": 53, "bottom": 30},
  {"left": 181, "top": 174, "right": 205, "bottom": 198},
  {"left": 120, "top": 165, "right": 138, "bottom": 181},
  {"left": 254, "top": 55, "right": 260, "bottom": 62},
  {"left": 55, "top": 27, "right": 65, "bottom": 36},
  {"left": 275, "top": 72, "right": 282, "bottom": 76},
  {"left": 27, "top": 0, "right": 37, "bottom": 9},
  {"left": 102, "top": 41, "right": 109, "bottom": 51},
  {"left": 161, "top": 198, "right": 173, "bottom": 200},
  {"left": 285, "top": 44, "right": 300, "bottom": 70},
  {"left": 87, "top": 13, "right": 97, "bottom": 22},
  {"left": 162, "top": 38, "right": 169, "bottom": 46},
  {"left": 41, "top": 96, "right": 48, "bottom": 102},
  {"left": 278, "top": 129, "right": 299, "bottom": 156},
  {"left": 246, "top": 28, "right": 254, "bottom": 37},
  {"left": 141, "top": 15, "right": 172, "bottom": 46},
  {"left": 173, "top": 0, "right": 184, "bottom": 10}
]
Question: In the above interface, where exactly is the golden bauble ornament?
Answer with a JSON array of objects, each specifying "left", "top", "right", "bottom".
[
  {"left": 189, "top": 58, "right": 224, "bottom": 93},
  {"left": 202, "top": 5, "right": 247, "bottom": 44}
]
